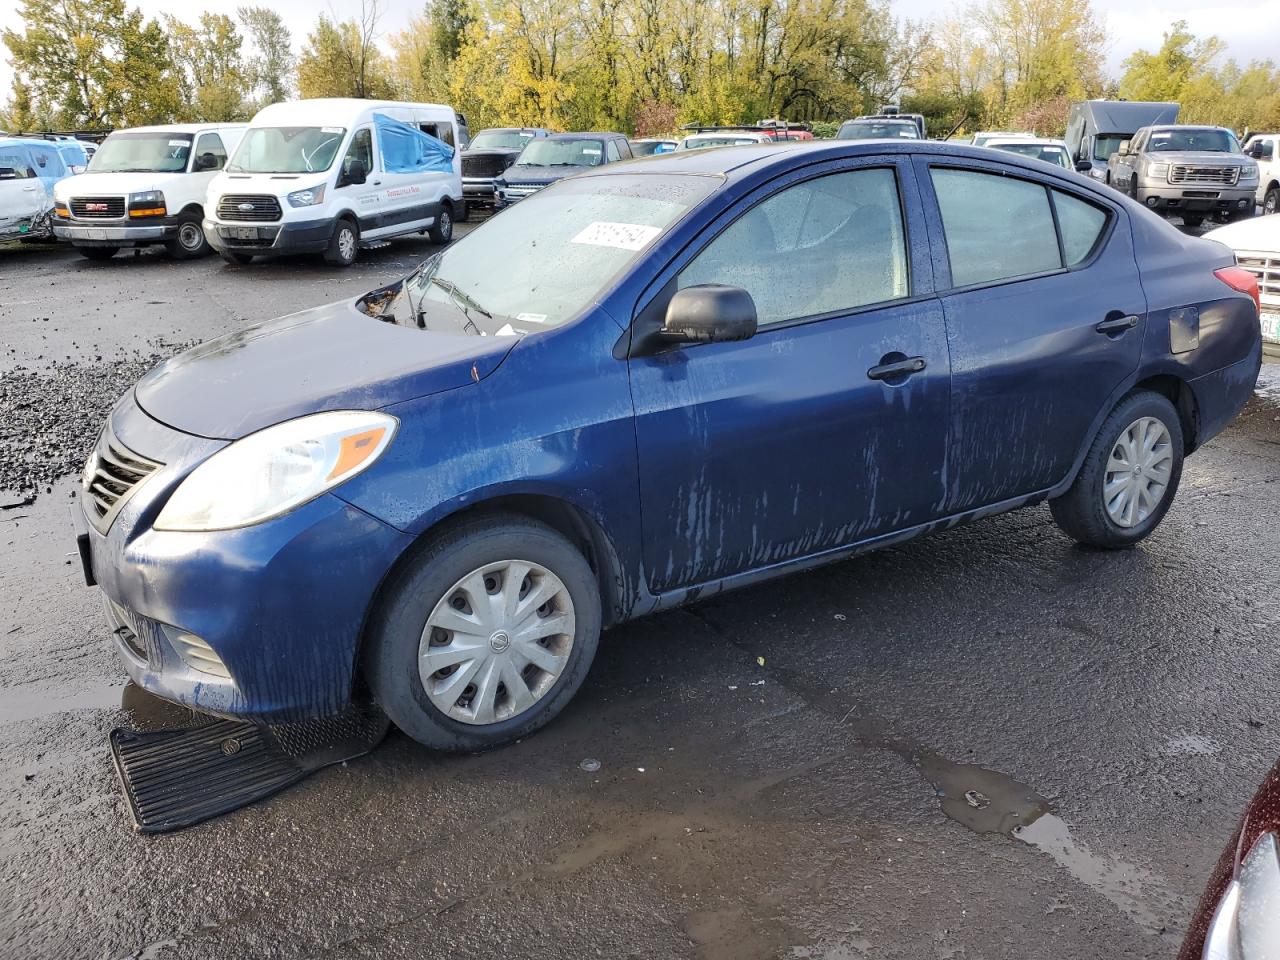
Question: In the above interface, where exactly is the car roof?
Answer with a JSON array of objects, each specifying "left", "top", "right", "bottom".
[
  {"left": 985, "top": 137, "right": 1066, "bottom": 146},
  {"left": 251, "top": 98, "right": 455, "bottom": 126},
  {"left": 1147, "top": 125, "right": 1228, "bottom": 133},
  {"left": 110, "top": 123, "right": 247, "bottom": 134}
]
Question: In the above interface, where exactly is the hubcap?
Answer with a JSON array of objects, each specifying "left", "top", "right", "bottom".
[
  {"left": 419, "top": 560, "right": 575, "bottom": 725},
  {"left": 440, "top": 211, "right": 451, "bottom": 237},
  {"left": 1104, "top": 416, "right": 1173, "bottom": 528},
  {"left": 179, "top": 222, "right": 203, "bottom": 249},
  {"left": 338, "top": 228, "right": 356, "bottom": 260},
  {"left": 1267, "top": 195, "right": 1277, "bottom": 215}
]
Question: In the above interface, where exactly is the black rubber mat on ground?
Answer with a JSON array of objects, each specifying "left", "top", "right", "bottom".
[{"left": 110, "top": 704, "right": 389, "bottom": 833}]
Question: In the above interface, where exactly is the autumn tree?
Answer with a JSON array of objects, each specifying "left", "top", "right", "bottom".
[
  {"left": 165, "top": 13, "right": 250, "bottom": 121},
  {"left": 238, "top": 6, "right": 294, "bottom": 107},
  {"left": 297, "top": 1, "right": 395, "bottom": 100}
]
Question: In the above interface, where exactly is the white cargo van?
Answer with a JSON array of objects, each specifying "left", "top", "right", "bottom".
[
  {"left": 52, "top": 123, "right": 246, "bottom": 260},
  {"left": 203, "top": 98, "right": 465, "bottom": 266}
]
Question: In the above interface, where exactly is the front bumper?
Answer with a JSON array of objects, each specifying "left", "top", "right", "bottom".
[
  {"left": 203, "top": 216, "right": 332, "bottom": 257},
  {"left": 462, "top": 178, "right": 498, "bottom": 208},
  {"left": 53, "top": 216, "right": 177, "bottom": 247},
  {"left": 83, "top": 393, "right": 414, "bottom": 722},
  {"left": 1135, "top": 185, "right": 1256, "bottom": 218}
]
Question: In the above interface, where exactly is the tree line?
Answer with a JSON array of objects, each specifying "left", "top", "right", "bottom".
[{"left": 3, "top": 0, "right": 1279, "bottom": 139}]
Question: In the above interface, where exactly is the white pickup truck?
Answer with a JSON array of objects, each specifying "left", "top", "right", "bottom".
[
  {"left": 1206, "top": 215, "right": 1280, "bottom": 353},
  {"left": 1243, "top": 132, "right": 1279, "bottom": 215}
]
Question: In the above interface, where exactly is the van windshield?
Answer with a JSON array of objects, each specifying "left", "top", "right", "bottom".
[
  {"left": 1093, "top": 135, "right": 1129, "bottom": 161},
  {"left": 228, "top": 127, "right": 347, "bottom": 174},
  {"left": 90, "top": 132, "right": 192, "bottom": 173}
]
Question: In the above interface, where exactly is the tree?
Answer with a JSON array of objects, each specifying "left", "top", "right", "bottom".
[
  {"left": 297, "top": 2, "right": 394, "bottom": 99},
  {"left": 238, "top": 6, "right": 294, "bottom": 106},
  {"left": 1, "top": 78, "right": 42, "bottom": 131},
  {"left": 165, "top": 13, "right": 250, "bottom": 121},
  {"left": 1119, "top": 21, "right": 1223, "bottom": 104}
]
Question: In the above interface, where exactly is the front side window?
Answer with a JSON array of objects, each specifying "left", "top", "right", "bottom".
[
  {"left": 0, "top": 149, "right": 35, "bottom": 178},
  {"left": 341, "top": 128, "right": 374, "bottom": 180},
  {"left": 28, "top": 146, "right": 64, "bottom": 176},
  {"left": 193, "top": 133, "right": 228, "bottom": 171},
  {"left": 679, "top": 167, "right": 909, "bottom": 327},
  {"left": 517, "top": 139, "right": 604, "bottom": 167},
  {"left": 931, "top": 168, "right": 1061, "bottom": 286},
  {"left": 228, "top": 127, "right": 346, "bottom": 174},
  {"left": 606, "top": 140, "right": 621, "bottom": 162}
]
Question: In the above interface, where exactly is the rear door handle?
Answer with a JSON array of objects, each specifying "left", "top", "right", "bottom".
[
  {"left": 867, "top": 356, "right": 926, "bottom": 381},
  {"left": 1096, "top": 315, "right": 1139, "bottom": 334}
]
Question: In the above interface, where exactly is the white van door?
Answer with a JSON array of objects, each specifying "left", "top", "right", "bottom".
[
  {"left": 334, "top": 125, "right": 382, "bottom": 238},
  {"left": 376, "top": 116, "right": 435, "bottom": 237},
  {"left": 0, "top": 146, "right": 47, "bottom": 238}
]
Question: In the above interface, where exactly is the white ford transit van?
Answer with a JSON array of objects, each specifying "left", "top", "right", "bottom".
[
  {"left": 204, "top": 99, "right": 465, "bottom": 266},
  {"left": 52, "top": 123, "right": 246, "bottom": 259}
]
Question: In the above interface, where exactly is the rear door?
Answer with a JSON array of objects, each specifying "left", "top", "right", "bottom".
[
  {"left": 0, "top": 146, "right": 46, "bottom": 235},
  {"left": 913, "top": 156, "right": 1144, "bottom": 513},
  {"left": 629, "top": 155, "right": 952, "bottom": 592}
]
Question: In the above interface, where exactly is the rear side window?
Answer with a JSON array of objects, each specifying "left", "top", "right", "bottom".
[
  {"left": 1053, "top": 190, "right": 1107, "bottom": 266},
  {"left": 932, "top": 169, "right": 1060, "bottom": 286}
]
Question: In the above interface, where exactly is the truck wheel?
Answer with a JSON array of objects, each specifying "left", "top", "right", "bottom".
[
  {"left": 220, "top": 251, "right": 254, "bottom": 265},
  {"left": 454, "top": 199, "right": 469, "bottom": 223},
  {"left": 1183, "top": 214, "right": 1204, "bottom": 228},
  {"left": 1128, "top": 177, "right": 1139, "bottom": 200},
  {"left": 164, "top": 214, "right": 210, "bottom": 260},
  {"left": 362, "top": 513, "right": 602, "bottom": 752},
  {"left": 1264, "top": 187, "right": 1278, "bottom": 216},
  {"left": 428, "top": 205, "right": 454, "bottom": 244},
  {"left": 1050, "top": 390, "right": 1184, "bottom": 549},
  {"left": 78, "top": 247, "right": 118, "bottom": 261},
  {"left": 324, "top": 218, "right": 359, "bottom": 266}
]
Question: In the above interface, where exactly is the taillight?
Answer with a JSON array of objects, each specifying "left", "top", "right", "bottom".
[{"left": 1215, "top": 265, "right": 1261, "bottom": 315}]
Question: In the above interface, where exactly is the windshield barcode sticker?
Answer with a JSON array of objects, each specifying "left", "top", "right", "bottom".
[{"left": 570, "top": 221, "right": 662, "bottom": 251}]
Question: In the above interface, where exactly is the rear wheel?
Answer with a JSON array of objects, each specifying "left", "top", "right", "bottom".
[
  {"left": 428, "top": 205, "right": 454, "bottom": 244},
  {"left": 220, "top": 251, "right": 254, "bottom": 265},
  {"left": 78, "top": 246, "right": 118, "bottom": 261},
  {"left": 363, "top": 513, "right": 602, "bottom": 752},
  {"left": 1050, "top": 390, "right": 1184, "bottom": 549},
  {"left": 165, "top": 213, "right": 210, "bottom": 259},
  {"left": 324, "top": 217, "right": 358, "bottom": 266}
]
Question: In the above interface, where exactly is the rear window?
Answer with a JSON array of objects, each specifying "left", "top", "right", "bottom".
[{"left": 930, "top": 168, "right": 1109, "bottom": 287}]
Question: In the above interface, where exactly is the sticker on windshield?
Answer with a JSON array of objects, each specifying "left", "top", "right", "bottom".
[
  {"left": 322, "top": 126, "right": 343, "bottom": 133},
  {"left": 516, "top": 312, "right": 548, "bottom": 324},
  {"left": 570, "top": 221, "right": 662, "bottom": 251},
  {"left": 168, "top": 140, "right": 188, "bottom": 147},
  {"left": 582, "top": 148, "right": 601, "bottom": 155}
]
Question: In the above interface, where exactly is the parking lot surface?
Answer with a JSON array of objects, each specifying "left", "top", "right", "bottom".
[{"left": 2, "top": 228, "right": 1279, "bottom": 960}]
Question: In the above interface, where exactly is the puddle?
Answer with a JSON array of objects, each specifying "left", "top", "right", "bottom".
[
  {"left": 1013, "top": 812, "right": 1168, "bottom": 933},
  {"left": 908, "top": 746, "right": 1051, "bottom": 835},
  {"left": 1162, "top": 732, "right": 1220, "bottom": 757},
  {"left": 0, "top": 676, "right": 125, "bottom": 725},
  {"left": 1255, "top": 363, "right": 1280, "bottom": 403}
]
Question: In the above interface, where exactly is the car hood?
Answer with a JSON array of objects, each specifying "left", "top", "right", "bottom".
[
  {"left": 499, "top": 164, "right": 592, "bottom": 186},
  {"left": 1151, "top": 151, "right": 1251, "bottom": 165},
  {"left": 1204, "top": 213, "right": 1280, "bottom": 252},
  {"left": 54, "top": 170, "right": 184, "bottom": 198},
  {"left": 133, "top": 299, "right": 517, "bottom": 440},
  {"left": 464, "top": 148, "right": 520, "bottom": 160}
]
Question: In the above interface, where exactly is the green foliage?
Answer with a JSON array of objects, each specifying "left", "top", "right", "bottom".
[
  {"left": 238, "top": 6, "right": 294, "bottom": 107},
  {"left": 810, "top": 120, "right": 839, "bottom": 138},
  {"left": 297, "top": 12, "right": 395, "bottom": 100},
  {"left": 165, "top": 13, "right": 251, "bottom": 121}
]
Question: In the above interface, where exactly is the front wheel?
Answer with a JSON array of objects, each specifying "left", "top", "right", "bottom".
[
  {"left": 428, "top": 205, "right": 453, "bottom": 244},
  {"left": 1263, "top": 187, "right": 1277, "bottom": 216},
  {"left": 363, "top": 513, "right": 602, "bottom": 752},
  {"left": 165, "top": 214, "right": 210, "bottom": 259},
  {"left": 1050, "top": 390, "right": 1184, "bottom": 549},
  {"left": 324, "top": 218, "right": 359, "bottom": 266},
  {"left": 1183, "top": 214, "right": 1204, "bottom": 228},
  {"left": 220, "top": 251, "right": 254, "bottom": 265}
]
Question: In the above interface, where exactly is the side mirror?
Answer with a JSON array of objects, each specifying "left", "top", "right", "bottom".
[
  {"left": 1117, "top": 141, "right": 1130, "bottom": 156},
  {"left": 344, "top": 159, "right": 367, "bottom": 185},
  {"left": 1074, "top": 159, "right": 1093, "bottom": 173},
  {"left": 661, "top": 285, "right": 757, "bottom": 344}
]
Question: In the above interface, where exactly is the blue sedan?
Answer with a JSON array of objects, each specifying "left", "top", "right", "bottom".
[{"left": 81, "top": 140, "right": 1263, "bottom": 751}]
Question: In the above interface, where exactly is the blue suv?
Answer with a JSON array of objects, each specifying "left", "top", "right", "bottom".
[{"left": 80, "top": 140, "right": 1262, "bottom": 751}]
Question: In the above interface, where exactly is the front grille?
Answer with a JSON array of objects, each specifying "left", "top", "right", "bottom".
[
  {"left": 1169, "top": 165, "right": 1239, "bottom": 185},
  {"left": 502, "top": 183, "right": 543, "bottom": 200},
  {"left": 462, "top": 154, "right": 510, "bottom": 178},
  {"left": 106, "top": 598, "right": 148, "bottom": 662},
  {"left": 1237, "top": 251, "right": 1280, "bottom": 300},
  {"left": 84, "top": 428, "right": 162, "bottom": 534},
  {"left": 217, "top": 194, "right": 282, "bottom": 222},
  {"left": 70, "top": 196, "right": 125, "bottom": 219}
]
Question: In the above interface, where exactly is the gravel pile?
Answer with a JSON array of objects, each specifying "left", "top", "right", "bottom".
[{"left": 0, "top": 343, "right": 193, "bottom": 504}]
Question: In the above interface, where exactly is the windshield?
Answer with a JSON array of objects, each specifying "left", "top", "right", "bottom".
[
  {"left": 632, "top": 141, "right": 674, "bottom": 156},
  {"left": 228, "top": 126, "right": 346, "bottom": 174},
  {"left": 837, "top": 121, "right": 917, "bottom": 140},
  {"left": 516, "top": 139, "right": 605, "bottom": 167},
  {"left": 679, "top": 136, "right": 760, "bottom": 150},
  {"left": 470, "top": 130, "right": 536, "bottom": 151},
  {"left": 1093, "top": 134, "right": 1128, "bottom": 161},
  {"left": 394, "top": 174, "right": 716, "bottom": 332},
  {"left": 1148, "top": 128, "right": 1240, "bottom": 153},
  {"left": 89, "top": 132, "right": 192, "bottom": 173},
  {"left": 990, "top": 142, "right": 1071, "bottom": 168}
]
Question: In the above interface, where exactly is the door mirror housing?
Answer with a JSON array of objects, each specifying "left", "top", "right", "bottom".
[
  {"left": 1249, "top": 140, "right": 1273, "bottom": 160},
  {"left": 1117, "top": 141, "right": 1130, "bottom": 156},
  {"left": 661, "top": 285, "right": 757, "bottom": 344},
  {"left": 193, "top": 152, "right": 218, "bottom": 171},
  {"left": 343, "top": 159, "right": 367, "bottom": 186},
  {"left": 1074, "top": 159, "right": 1093, "bottom": 173}
]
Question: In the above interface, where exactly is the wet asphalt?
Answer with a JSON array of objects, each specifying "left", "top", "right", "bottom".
[{"left": 2, "top": 223, "right": 1279, "bottom": 960}]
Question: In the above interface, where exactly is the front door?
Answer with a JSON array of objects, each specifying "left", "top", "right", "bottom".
[
  {"left": 914, "top": 158, "right": 1145, "bottom": 513},
  {"left": 0, "top": 146, "right": 46, "bottom": 236},
  {"left": 336, "top": 125, "right": 382, "bottom": 235},
  {"left": 629, "top": 157, "right": 951, "bottom": 594}
]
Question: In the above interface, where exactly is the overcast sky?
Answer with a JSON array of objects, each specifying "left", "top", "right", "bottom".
[{"left": 1, "top": 0, "right": 1278, "bottom": 100}]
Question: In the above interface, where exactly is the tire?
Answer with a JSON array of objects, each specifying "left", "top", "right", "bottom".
[
  {"left": 1265, "top": 187, "right": 1279, "bottom": 217},
  {"left": 1050, "top": 390, "right": 1184, "bottom": 549},
  {"left": 220, "top": 251, "right": 254, "bottom": 265},
  {"left": 428, "top": 204, "right": 454, "bottom": 244},
  {"left": 324, "top": 217, "right": 359, "bottom": 266},
  {"left": 1128, "top": 177, "right": 1138, "bottom": 200},
  {"left": 363, "top": 513, "right": 602, "bottom": 752},
  {"left": 1183, "top": 214, "right": 1204, "bottom": 228},
  {"left": 454, "top": 199, "right": 469, "bottom": 223},
  {"left": 164, "top": 212, "right": 210, "bottom": 259},
  {"left": 78, "top": 246, "right": 118, "bottom": 261}
]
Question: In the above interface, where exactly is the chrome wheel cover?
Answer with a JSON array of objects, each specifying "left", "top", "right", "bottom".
[
  {"left": 1104, "top": 416, "right": 1174, "bottom": 528},
  {"left": 338, "top": 227, "right": 356, "bottom": 261},
  {"left": 419, "top": 559, "right": 575, "bottom": 725}
]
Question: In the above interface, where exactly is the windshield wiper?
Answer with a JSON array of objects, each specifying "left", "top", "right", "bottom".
[{"left": 427, "top": 277, "right": 493, "bottom": 335}]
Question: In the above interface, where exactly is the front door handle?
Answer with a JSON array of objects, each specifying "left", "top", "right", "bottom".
[
  {"left": 1096, "top": 315, "right": 1139, "bottom": 334},
  {"left": 867, "top": 356, "right": 926, "bottom": 381}
]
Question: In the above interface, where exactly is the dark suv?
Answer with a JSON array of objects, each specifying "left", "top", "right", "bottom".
[
  {"left": 461, "top": 128, "right": 550, "bottom": 214},
  {"left": 494, "top": 132, "right": 632, "bottom": 208}
]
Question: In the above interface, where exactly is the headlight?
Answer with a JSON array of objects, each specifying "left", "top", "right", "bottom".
[
  {"left": 1203, "top": 831, "right": 1280, "bottom": 959},
  {"left": 154, "top": 411, "right": 397, "bottom": 532},
  {"left": 1147, "top": 162, "right": 1169, "bottom": 179},
  {"left": 1239, "top": 163, "right": 1259, "bottom": 182},
  {"left": 128, "top": 190, "right": 164, "bottom": 206},
  {"left": 286, "top": 183, "right": 326, "bottom": 207}
]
